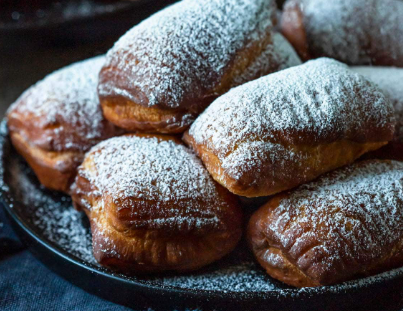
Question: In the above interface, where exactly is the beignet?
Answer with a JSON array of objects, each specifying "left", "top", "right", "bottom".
[
  {"left": 352, "top": 67, "right": 403, "bottom": 161},
  {"left": 183, "top": 58, "right": 395, "bottom": 197},
  {"left": 248, "top": 160, "right": 403, "bottom": 287},
  {"left": 281, "top": 0, "right": 403, "bottom": 66},
  {"left": 98, "top": 0, "right": 301, "bottom": 133},
  {"left": 70, "top": 134, "right": 242, "bottom": 273},
  {"left": 7, "top": 56, "right": 117, "bottom": 193}
]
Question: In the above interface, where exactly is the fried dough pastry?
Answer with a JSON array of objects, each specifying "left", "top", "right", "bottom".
[
  {"left": 183, "top": 58, "right": 395, "bottom": 197},
  {"left": 70, "top": 134, "right": 242, "bottom": 273},
  {"left": 248, "top": 160, "right": 403, "bottom": 287},
  {"left": 352, "top": 67, "right": 403, "bottom": 161},
  {"left": 98, "top": 0, "right": 302, "bottom": 134},
  {"left": 7, "top": 56, "right": 117, "bottom": 192},
  {"left": 280, "top": 0, "right": 403, "bottom": 66}
]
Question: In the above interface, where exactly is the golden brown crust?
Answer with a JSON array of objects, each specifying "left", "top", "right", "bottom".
[
  {"left": 184, "top": 59, "right": 395, "bottom": 197},
  {"left": 87, "top": 209, "right": 241, "bottom": 273},
  {"left": 247, "top": 160, "right": 403, "bottom": 287},
  {"left": 98, "top": 0, "right": 302, "bottom": 133},
  {"left": 71, "top": 134, "right": 243, "bottom": 273},
  {"left": 7, "top": 107, "right": 116, "bottom": 155},
  {"left": 100, "top": 97, "right": 207, "bottom": 134},
  {"left": 7, "top": 56, "right": 118, "bottom": 192},
  {"left": 7, "top": 56, "right": 116, "bottom": 153},
  {"left": 10, "top": 132, "right": 82, "bottom": 192},
  {"left": 184, "top": 132, "right": 387, "bottom": 197},
  {"left": 247, "top": 194, "right": 322, "bottom": 287}
]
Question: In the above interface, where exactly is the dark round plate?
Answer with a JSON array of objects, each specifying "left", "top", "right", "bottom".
[
  {"left": 1, "top": 120, "right": 403, "bottom": 311},
  {"left": 0, "top": 0, "right": 156, "bottom": 31}
]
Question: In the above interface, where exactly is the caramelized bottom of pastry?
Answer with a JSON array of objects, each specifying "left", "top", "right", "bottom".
[
  {"left": 76, "top": 200, "right": 241, "bottom": 273},
  {"left": 254, "top": 245, "right": 319, "bottom": 287},
  {"left": 10, "top": 132, "right": 82, "bottom": 193},
  {"left": 101, "top": 97, "right": 198, "bottom": 134},
  {"left": 184, "top": 132, "right": 387, "bottom": 197},
  {"left": 248, "top": 161, "right": 403, "bottom": 287},
  {"left": 247, "top": 196, "right": 318, "bottom": 287},
  {"left": 249, "top": 213, "right": 403, "bottom": 288}
]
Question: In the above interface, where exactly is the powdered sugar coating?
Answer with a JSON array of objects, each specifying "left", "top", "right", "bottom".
[
  {"left": 99, "top": 0, "right": 277, "bottom": 109},
  {"left": 8, "top": 56, "right": 109, "bottom": 151},
  {"left": 79, "top": 135, "right": 231, "bottom": 230},
  {"left": 189, "top": 58, "right": 394, "bottom": 181},
  {"left": 267, "top": 160, "right": 403, "bottom": 280},
  {"left": 86, "top": 136, "right": 216, "bottom": 201},
  {"left": 300, "top": 0, "right": 403, "bottom": 65},
  {"left": 352, "top": 67, "right": 403, "bottom": 141}
]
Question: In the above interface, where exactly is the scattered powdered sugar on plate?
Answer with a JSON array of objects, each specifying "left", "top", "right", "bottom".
[
  {"left": 8, "top": 55, "right": 108, "bottom": 151},
  {"left": 6, "top": 152, "right": 95, "bottom": 264},
  {"left": 159, "top": 261, "right": 278, "bottom": 292},
  {"left": 100, "top": 0, "right": 277, "bottom": 109},
  {"left": 33, "top": 203, "right": 96, "bottom": 265},
  {"left": 352, "top": 66, "right": 403, "bottom": 141}
]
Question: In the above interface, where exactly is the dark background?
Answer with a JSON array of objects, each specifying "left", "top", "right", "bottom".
[{"left": 0, "top": 0, "right": 177, "bottom": 118}]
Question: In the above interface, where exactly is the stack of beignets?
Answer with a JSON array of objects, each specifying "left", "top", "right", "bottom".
[
  {"left": 280, "top": 0, "right": 403, "bottom": 66},
  {"left": 184, "top": 58, "right": 395, "bottom": 197},
  {"left": 7, "top": 0, "right": 403, "bottom": 286},
  {"left": 7, "top": 56, "right": 117, "bottom": 192},
  {"left": 8, "top": 0, "right": 303, "bottom": 274},
  {"left": 71, "top": 134, "right": 242, "bottom": 272},
  {"left": 248, "top": 160, "right": 403, "bottom": 287},
  {"left": 352, "top": 67, "right": 403, "bottom": 161},
  {"left": 98, "top": 0, "right": 300, "bottom": 133}
]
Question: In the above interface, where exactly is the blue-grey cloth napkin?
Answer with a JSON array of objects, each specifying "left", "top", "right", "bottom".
[{"left": 0, "top": 206, "right": 132, "bottom": 311}]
